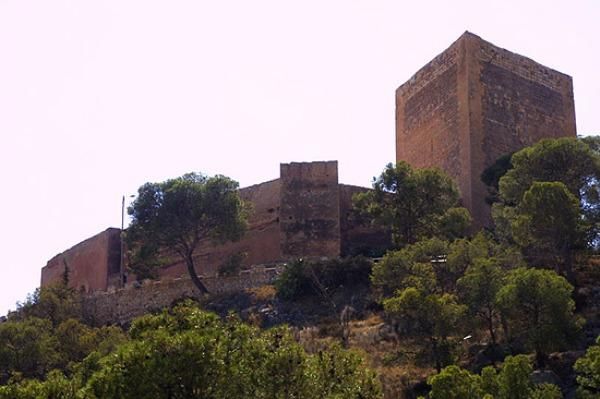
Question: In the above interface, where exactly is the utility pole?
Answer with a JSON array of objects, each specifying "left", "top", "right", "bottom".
[{"left": 120, "top": 195, "right": 125, "bottom": 288}]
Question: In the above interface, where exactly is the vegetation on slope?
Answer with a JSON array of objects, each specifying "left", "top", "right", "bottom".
[{"left": 3, "top": 136, "right": 600, "bottom": 398}]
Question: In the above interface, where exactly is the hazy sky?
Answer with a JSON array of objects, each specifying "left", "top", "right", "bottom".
[{"left": 1, "top": 0, "right": 598, "bottom": 315}]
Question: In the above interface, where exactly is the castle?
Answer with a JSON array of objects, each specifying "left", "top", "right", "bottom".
[
  {"left": 41, "top": 161, "right": 388, "bottom": 293},
  {"left": 41, "top": 32, "right": 577, "bottom": 294}
]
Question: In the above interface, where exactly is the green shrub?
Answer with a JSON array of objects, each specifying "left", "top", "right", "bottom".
[{"left": 275, "top": 257, "right": 372, "bottom": 301}]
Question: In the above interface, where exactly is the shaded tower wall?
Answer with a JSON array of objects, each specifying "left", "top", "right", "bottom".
[
  {"left": 279, "top": 161, "right": 341, "bottom": 258},
  {"left": 396, "top": 32, "right": 577, "bottom": 227},
  {"left": 41, "top": 228, "right": 121, "bottom": 292},
  {"left": 339, "top": 184, "right": 392, "bottom": 256}
]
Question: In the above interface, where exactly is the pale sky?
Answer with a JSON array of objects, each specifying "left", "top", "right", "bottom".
[{"left": 1, "top": 0, "right": 598, "bottom": 315}]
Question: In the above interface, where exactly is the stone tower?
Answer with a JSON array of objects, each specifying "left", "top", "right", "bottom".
[{"left": 395, "top": 32, "right": 577, "bottom": 228}]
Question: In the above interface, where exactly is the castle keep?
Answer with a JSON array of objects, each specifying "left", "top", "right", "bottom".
[
  {"left": 396, "top": 32, "right": 576, "bottom": 226},
  {"left": 43, "top": 32, "right": 578, "bottom": 294}
]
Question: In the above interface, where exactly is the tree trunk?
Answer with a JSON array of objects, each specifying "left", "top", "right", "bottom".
[
  {"left": 185, "top": 255, "right": 209, "bottom": 294},
  {"left": 535, "top": 349, "right": 547, "bottom": 369},
  {"left": 432, "top": 338, "right": 442, "bottom": 372},
  {"left": 488, "top": 314, "right": 497, "bottom": 346}
]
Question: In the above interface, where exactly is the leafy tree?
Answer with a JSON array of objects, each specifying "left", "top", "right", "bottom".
[
  {"left": 496, "top": 268, "right": 583, "bottom": 366},
  {"left": 457, "top": 258, "right": 504, "bottom": 345},
  {"left": 383, "top": 288, "right": 466, "bottom": 371},
  {"left": 496, "top": 137, "right": 600, "bottom": 247},
  {"left": 574, "top": 336, "right": 600, "bottom": 398},
  {"left": 0, "top": 318, "right": 60, "bottom": 382},
  {"left": 84, "top": 302, "right": 382, "bottom": 399},
  {"left": 371, "top": 238, "right": 446, "bottom": 298},
  {"left": 511, "top": 181, "right": 584, "bottom": 278},
  {"left": 127, "top": 173, "right": 247, "bottom": 294},
  {"left": 12, "top": 284, "right": 82, "bottom": 327},
  {"left": 428, "top": 356, "right": 561, "bottom": 399},
  {"left": 427, "top": 365, "right": 483, "bottom": 399},
  {"left": 275, "top": 257, "right": 372, "bottom": 302},
  {"left": 354, "top": 161, "right": 470, "bottom": 247},
  {"left": 499, "top": 137, "right": 600, "bottom": 206},
  {"left": 372, "top": 234, "right": 519, "bottom": 298},
  {"left": 497, "top": 355, "right": 534, "bottom": 399}
]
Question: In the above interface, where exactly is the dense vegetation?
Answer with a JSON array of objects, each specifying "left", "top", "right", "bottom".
[
  {"left": 0, "top": 286, "right": 381, "bottom": 398},
  {"left": 4, "top": 136, "right": 600, "bottom": 398}
]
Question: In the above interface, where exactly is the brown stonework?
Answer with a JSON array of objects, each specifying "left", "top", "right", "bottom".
[
  {"left": 279, "top": 161, "right": 341, "bottom": 258},
  {"left": 41, "top": 161, "right": 385, "bottom": 293},
  {"left": 339, "top": 184, "right": 392, "bottom": 256},
  {"left": 155, "top": 179, "right": 282, "bottom": 279},
  {"left": 41, "top": 228, "right": 121, "bottom": 293},
  {"left": 396, "top": 32, "right": 577, "bottom": 228},
  {"left": 83, "top": 267, "right": 280, "bottom": 326}
]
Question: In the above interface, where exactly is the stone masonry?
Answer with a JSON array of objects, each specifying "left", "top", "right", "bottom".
[
  {"left": 396, "top": 31, "right": 577, "bottom": 227},
  {"left": 41, "top": 161, "right": 384, "bottom": 293},
  {"left": 42, "top": 31, "right": 580, "bottom": 303}
]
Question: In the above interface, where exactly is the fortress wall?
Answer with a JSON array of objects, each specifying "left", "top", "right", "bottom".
[
  {"left": 41, "top": 228, "right": 121, "bottom": 292},
  {"left": 279, "top": 161, "right": 341, "bottom": 258},
  {"left": 156, "top": 179, "right": 282, "bottom": 279},
  {"left": 83, "top": 267, "right": 280, "bottom": 326},
  {"left": 338, "top": 184, "right": 391, "bottom": 256}
]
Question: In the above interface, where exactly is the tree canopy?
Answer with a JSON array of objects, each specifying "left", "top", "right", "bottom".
[
  {"left": 127, "top": 173, "right": 247, "bottom": 293},
  {"left": 0, "top": 302, "right": 382, "bottom": 399},
  {"left": 496, "top": 137, "right": 600, "bottom": 245},
  {"left": 496, "top": 267, "right": 583, "bottom": 366},
  {"left": 354, "top": 161, "right": 471, "bottom": 247}
]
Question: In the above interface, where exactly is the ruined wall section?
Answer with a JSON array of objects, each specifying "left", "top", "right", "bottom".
[
  {"left": 41, "top": 228, "right": 121, "bottom": 292},
  {"left": 279, "top": 161, "right": 341, "bottom": 258},
  {"left": 157, "top": 179, "right": 282, "bottom": 279},
  {"left": 338, "top": 184, "right": 391, "bottom": 256},
  {"left": 83, "top": 267, "right": 280, "bottom": 326}
]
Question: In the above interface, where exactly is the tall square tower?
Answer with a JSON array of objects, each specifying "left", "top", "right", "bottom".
[{"left": 396, "top": 32, "right": 576, "bottom": 227}]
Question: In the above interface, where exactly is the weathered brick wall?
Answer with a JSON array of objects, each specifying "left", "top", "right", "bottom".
[
  {"left": 467, "top": 33, "right": 577, "bottom": 225},
  {"left": 83, "top": 267, "right": 280, "bottom": 326},
  {"left": 339, "top": 184, "right": 392, "bottom": 256},
  {"left": 156, "top": 179, "right": 282, "bottom": 279},
  {"left": 279, "top": 161, "right": 341, "bottom": 258},
  {"left": 41, "top": 228, "right": 121, "bottom": 292},
  {"left": 396, "top": 36, "right": 470, "bottom": 211},
  {"left": 396, "top": 32, "right": 576, "bottom": 228}
]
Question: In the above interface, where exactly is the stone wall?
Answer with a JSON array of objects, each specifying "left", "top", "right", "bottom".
[
  {"left": 396, "top": 39, "right": 464, "bottom": 190},
  {"left": 279, "top": 161, "right": 341, "bottom": 258},
  {"left": 42, "top": 161, "right": 388, "bottom": 293},
  {"left": 396, "top": 31, "right": 576, "bottom": 228},
  {"left": 156, "top": 179, "right": 282, "bottom": 279},
  {"left": 41, "top": 228, "right": 121, "bottom": 293},
  {"left": 339, "top": 184, "right": 392, "bottom": 256},
  {"left": 83, "top": 267, "right": 280, "bottom": 326},
  {"left": 468, "top": 33, "right": 577, "bottom": 225}
]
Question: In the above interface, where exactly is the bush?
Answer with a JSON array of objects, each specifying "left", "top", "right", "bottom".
[{"left": 275, "top": 257, "right": 372, "bottom": 301}]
